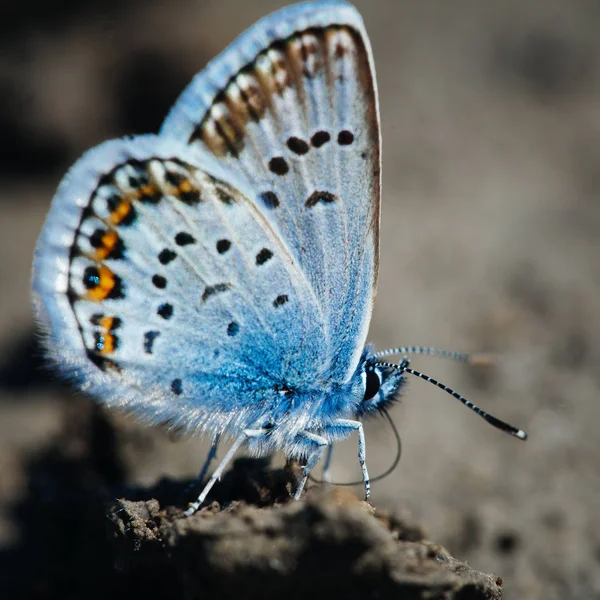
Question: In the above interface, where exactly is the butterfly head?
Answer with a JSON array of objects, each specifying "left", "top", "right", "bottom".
[{"left": 354, "top": 347, "right": 405, "bottom": 418}]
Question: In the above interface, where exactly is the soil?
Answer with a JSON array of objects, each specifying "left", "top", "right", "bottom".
[
  {"left": 1, "top": 1, "right": 599, "bottom": 599},
  {"left": 0, "top": 395, "right": 501, "bottom": 599}
]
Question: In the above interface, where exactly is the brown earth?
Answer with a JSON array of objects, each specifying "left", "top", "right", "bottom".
[{"left": 1, "top": 1, "right": 599, "bottom": 598}]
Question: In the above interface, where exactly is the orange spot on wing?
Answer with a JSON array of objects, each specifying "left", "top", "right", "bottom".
[
  {"left": 94, "top": 230, "right": 119, "bottom": 261},
  {"left": 137, "top": 184, "right": 161, "bottom": 203},
  {"left": 94, "top": 315, "right": 120, "bottom": 354},
  {"left": 99, "top": 316, "right": 116, "bottom": 331},
  {"left": 178, "top": 179, "right": 193, "bottom": 193},
  {"left": 109, "top": 199, "right": 132, "bottom": 225},
  {"left": 87, "top": 265, "right": 118, "bottom": 301},
  {"left": 139, "top": 184, "right": 156, "bottom": 196}
]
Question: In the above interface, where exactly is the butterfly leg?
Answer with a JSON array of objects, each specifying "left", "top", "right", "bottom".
[
  {"left": 184, "top": 428, "right": 266, "bottom": 516},
  {"left": 179, "top": 433, "right": 221, "bottom": 503},
  {"left": 293, "top": 432, "right": 328, "bottom": 500},
  {"left": 330, "top": 419, "right": 371, "bottom": 500},
  {"left": 321, "top": 445, "right": 334, "bottom": 484},
  {"left": 196, "top": 432, "right": 221, "bottom": 484}
]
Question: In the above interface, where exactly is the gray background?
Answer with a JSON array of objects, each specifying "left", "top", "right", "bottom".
[{"left": 1, "top": 1, "right": 599, "bottom": 598}]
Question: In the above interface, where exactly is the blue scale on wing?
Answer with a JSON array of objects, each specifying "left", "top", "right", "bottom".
[{"left": 162, "top": 1, "right": 381, "bottom": 383}]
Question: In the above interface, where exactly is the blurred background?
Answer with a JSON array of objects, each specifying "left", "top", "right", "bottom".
[{"left": 1, "top": 0, "right": 599, "bottom": 598}]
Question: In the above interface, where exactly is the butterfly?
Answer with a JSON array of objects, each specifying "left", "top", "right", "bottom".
[{"left": 32, "top": 0, "right": 526, "bottom": 515}]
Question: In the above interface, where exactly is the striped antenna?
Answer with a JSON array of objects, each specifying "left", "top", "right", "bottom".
[
  {"left": 374, "top": 346, "right": 495, "bottom": 366},
  {"left": 376, "top": 359, "right": 527, "bottom": 440}
]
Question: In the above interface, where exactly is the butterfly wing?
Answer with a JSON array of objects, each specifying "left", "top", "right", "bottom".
[
  {"left": 33, "top": 135, "right": 326, "bottom": 434},
  {"left": 161, "top": 0, "right": 381, "bottom": 383}
]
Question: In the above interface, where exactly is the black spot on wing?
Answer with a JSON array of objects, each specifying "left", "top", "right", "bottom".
[
  {"left": 175, "top": 232, "right": 196, "bottom": 246},
  {"left": 179, "top": 189, "right": 201, "bottom": 205},
  {"left": 201, "top": 283, "right": 231, "bottom": 303},
  {"left": 166, "top": 171, "right": 185, "bottom": 186},
  {"left": 287, "top": 136, "right": 309, "bottom": 155},
  {"left": 268, "top": 157, "right": 289, "bottom": 176},
  {"left": 152, "top": 274, "right": 167, "bottom": 289},
  {"left": 338, "top": 130, "right": 354, "bottom": 145},
  {"left": 171, "top": 378, "right": 183, "bottom": 395},
  {"left": 216, "top": 239, "right": 231, "bottom": 254},
  {"left": 158, "top": 248, "right": 177, "bottom": 264},
  {"left": 305, "top": 190, "right": 338, "bottom": 208},
  {"left": 89, "top": 313, "right": 103, "bottom": 326},
  {"left": 216, "top": 188, "right": 235, "bottom": 205},
  {"left": 144, "top": 331, "right": 160, "bottom": 354},
  {"left": 260, "top": 191, "right": 280, "bottom": 209},
  {"left": 89, "top": 229, "right": 104, "bottom": 248},
  {"left": 256, "top": 248, "right": 273, "bottom": 265},
  {"left": 311, "top": 131, "right": 330, "bottom": 148},
  {"left": 273, "top": 294, "right": 288, "bottom": 307},
  {"left": 83, "top": 266, "right": 101, "bottom": 289},
  {"left": 157, "top": 303, "right": 173, "bottom": 319},
  {"left": 97, "top": 173, "right": 114, "bottom": 188},
  {"left": 128, "top": 175, "right": 143, "bottom": 188}
]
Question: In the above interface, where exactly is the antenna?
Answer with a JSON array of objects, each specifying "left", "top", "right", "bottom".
[
  {"left": 376, "top": 358, "right": 527, "bottom": 440},
  {"left": 375, "top": 346, "right": 494, "bottom": 366}
]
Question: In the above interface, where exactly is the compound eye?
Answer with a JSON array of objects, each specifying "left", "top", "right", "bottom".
[{"left": 364, "top": 366, "right": 381, "bottom": 401}]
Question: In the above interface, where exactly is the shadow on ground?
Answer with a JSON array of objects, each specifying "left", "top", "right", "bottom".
[{"left": 0, "top": 401, "right": 501, "bottom": 600}]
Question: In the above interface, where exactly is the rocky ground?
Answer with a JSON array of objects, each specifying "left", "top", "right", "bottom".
[{"left": 1, "top": 1, "right": 600, "bottom": 598}]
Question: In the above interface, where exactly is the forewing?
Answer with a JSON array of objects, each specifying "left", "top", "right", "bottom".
[
  {"left": 162, "top": 1, "right": 381, "bottom": 382},
  {"left": 33, "top": 136, "right": 325, "bottom": 434}
]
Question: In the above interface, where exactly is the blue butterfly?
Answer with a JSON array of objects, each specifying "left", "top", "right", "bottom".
[{"left": 32, "top": 1, "right": 526, "bottom": 515}]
